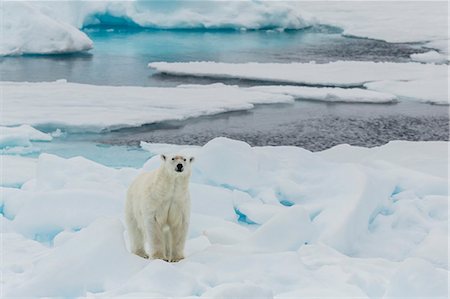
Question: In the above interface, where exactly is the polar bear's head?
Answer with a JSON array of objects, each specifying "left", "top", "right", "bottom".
[{"left": 161, "top": 154, "right": 194, "bottom": 177}]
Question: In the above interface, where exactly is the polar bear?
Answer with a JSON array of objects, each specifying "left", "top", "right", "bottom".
[{"left": 125, "top": 154, "right": 194, "bottom": 262}]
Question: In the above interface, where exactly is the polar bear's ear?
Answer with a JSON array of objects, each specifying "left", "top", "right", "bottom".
[
  {"left": 189, "top": 157, "right": 195, "bottom": 163},
  {"left": 161, "top": 154, "right": 166, "bottom": 161}
]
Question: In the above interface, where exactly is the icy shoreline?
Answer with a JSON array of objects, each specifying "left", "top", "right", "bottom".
[{"left": 1, "top": 136, "right": 448, "bottom": 298}]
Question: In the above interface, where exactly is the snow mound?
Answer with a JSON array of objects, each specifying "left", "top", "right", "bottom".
[
  {"left": 150, "top": 61, "right": 448, "bottom": 104},
  {"left": 1, "top": 81, "right": 293, "bottom": 132},
  {"left": 2, "top": 138, "right": 448, "bottom": 298},
  {"left": 0, "top": 2, "right": 93, "bottom": 56}
]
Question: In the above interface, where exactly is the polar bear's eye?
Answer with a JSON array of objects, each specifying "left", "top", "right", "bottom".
[
  {"left": 183, "top": 158, "right": 186, "bottom": 161},
  {"left": 171, "top": 158, "right": 175, "bottom": 161}
]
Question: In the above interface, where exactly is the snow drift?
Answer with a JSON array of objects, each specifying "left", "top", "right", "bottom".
[{"left": 1, "top": 135, "right": 448, "bottom": 298}]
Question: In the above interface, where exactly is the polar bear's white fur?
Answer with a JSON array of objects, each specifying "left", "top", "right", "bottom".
[{"left": 125, "top": 154, "right": 194, "bottom": 262}]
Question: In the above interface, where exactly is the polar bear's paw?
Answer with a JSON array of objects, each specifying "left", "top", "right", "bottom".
[
  {"left": 133, "top": 249, "right": 149, "bottom": 259},
  {"left": 170, "top": 255, "right": 185, "bottom": 263},
  {"left": 151, "top": 252, "right": 166, "bottom": 260}
]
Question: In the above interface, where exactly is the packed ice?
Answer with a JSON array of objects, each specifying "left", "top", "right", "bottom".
[{"left": 1, "top": 135, "right": 448, "bottom": 298}]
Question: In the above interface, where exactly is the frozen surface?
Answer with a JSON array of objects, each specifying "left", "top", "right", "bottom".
[
  {"left": 1, "top": 81, "right": 293, "bottom": 132},
  {"left": 150, "top": 61, "right": 448, "bottom": 104},
  {"left": 2, "top": 136, "right": 448, "bottom": 298},
  {"left": 0, "top": 2, "right": 93, "bottom": 56}
]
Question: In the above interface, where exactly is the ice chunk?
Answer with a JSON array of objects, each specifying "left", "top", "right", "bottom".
[
  {"left": 0, "top": 125, "right": 52, "bottom": 148},
  {"left": 0, "top": 2, "right": 92, "bottom": 56},
  {"left": 245, "top": 206, "right": 315, "bottom": 252},
  {"left": 195, "top": 137, "right": 259, "bottom": 190}
]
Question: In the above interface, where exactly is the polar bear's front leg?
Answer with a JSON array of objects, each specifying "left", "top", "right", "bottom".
[
  {"left": 126, "top": 216, "right": 149, "bottom": 259},
  {"left": 170, "top": 220, "right": 188, "bottom": 262},
  {"left": 147, "top": 220, "right": 166, "bottom": 260}
]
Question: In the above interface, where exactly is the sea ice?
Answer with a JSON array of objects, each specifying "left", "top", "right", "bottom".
[
  {"left": 150, "top": 61, "right": 448, "bottom": 104},
  {"left": 1, "top": 135, "right": 448, "bottom": 298},
  {"left": 1, "top": 81, "right": 293, "bottom": 132}
]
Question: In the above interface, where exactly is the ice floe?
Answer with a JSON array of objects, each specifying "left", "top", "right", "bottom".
[{"left": 150, "top": 61, "right": 448, "bottom": 104}]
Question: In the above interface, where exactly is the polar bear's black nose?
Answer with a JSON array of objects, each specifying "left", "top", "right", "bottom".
[{"left": 176, "top": 164, "right": 183, "bottom": 171}]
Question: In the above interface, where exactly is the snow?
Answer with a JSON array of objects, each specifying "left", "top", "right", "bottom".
[
  {"left": 150, "top": 61, "right": 448, "bottom": 104},
  {"left": 1, "top": 81, "right": 293, "bottom": 132},
  {"left": 410, "top": 51, "right": 448, "bottom": 64},
  {"left": 0, "top": 2, "right": 93, "bottom": 56},
  {"left": 2, "top": 136, "right": 448, "bottom": 298}
]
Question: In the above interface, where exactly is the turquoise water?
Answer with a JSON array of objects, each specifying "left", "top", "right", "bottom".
[{"left": 0, "top": 26, "right": 423, "bottom": 87}]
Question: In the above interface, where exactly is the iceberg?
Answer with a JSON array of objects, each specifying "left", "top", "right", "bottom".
[{"left": 0, "top": 2, "right": 93, "bottom": 56}]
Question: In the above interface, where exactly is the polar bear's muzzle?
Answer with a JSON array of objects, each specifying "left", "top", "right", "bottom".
[{"left": 175, "top": 163, "right": 184, "bottom": 172}]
